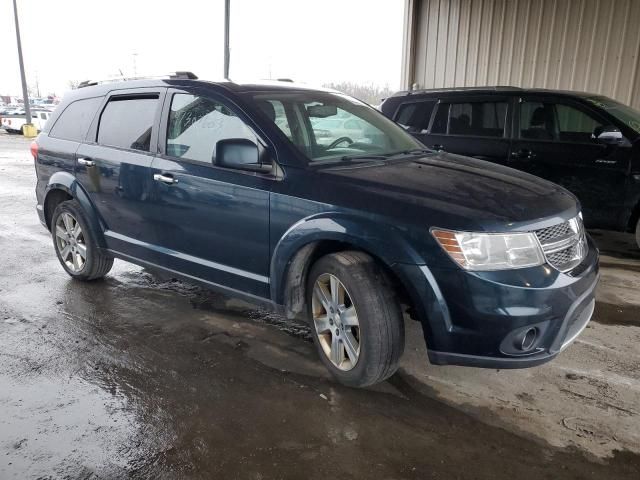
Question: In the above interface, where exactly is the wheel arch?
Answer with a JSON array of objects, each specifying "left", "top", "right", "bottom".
[
  {"left": 43, "top": 172, "right": 107, "bottom": 248},
  {"left": 270, "top": 214, "right": 424, "bottom": 321}
]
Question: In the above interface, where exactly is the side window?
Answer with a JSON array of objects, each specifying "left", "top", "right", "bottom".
[
  {"left": 556, "top": 104, "right": 602, "bottom": 142},
  {"left": 431, "top": 103, "right": 449, "bottom": 134},
  {"left": 166, "top": 93, "right": 257, "bottom": 164},
  {"left": 49, "top": 97, "right": 102, "bottom": 142},
  {"left": 255, "top": 98, "right": 292, "bottom": 140},
  {"left": 98, "top": 96, "right": 158, "bottom": 151},
  {"left": 448, "top": 101, "right": 507, "bottom": 137},
  {"left": 395, "top": 101, "right": 436, "bottom": 133},
  {"left": 520, "top": 101, "right": 602, "bottom": 143}
]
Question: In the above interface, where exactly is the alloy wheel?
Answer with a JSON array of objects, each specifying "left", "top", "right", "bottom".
[
  {"left": 55, "top": 212, "right": 87, "bottom": 273},
  {"left": 312, "top": 273, "right": 361, "bottom": 371}
]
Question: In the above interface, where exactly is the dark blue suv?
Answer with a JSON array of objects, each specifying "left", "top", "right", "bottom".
[{"left": 32, "top": 75, "right": 599, "bottom": 387}]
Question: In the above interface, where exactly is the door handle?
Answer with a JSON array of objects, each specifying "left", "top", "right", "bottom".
[
  {"left": 153, "top": 173, "right": 178, "bottom": 184},
  {"left": 511, "top": 149, "right": 536, "bottom": 160},
  {"left": 78, "top": 158, "right": 95, "bottom": 167},
  {"left": 431, "top": 144, "right": 445, "bottom": 152}
]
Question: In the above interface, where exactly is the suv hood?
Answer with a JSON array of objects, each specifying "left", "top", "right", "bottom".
[{"left": 314, "top": 153, "right": 579, "bottom": 232}]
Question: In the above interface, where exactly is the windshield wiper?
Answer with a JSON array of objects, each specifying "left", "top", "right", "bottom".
[
  {"left": 387, "top": 148, "right": 432, "bottom": 157},
  {"left": 340, "top": 153, "right": 390, "bottom": 162}
]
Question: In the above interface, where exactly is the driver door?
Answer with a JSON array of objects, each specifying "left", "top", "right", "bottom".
[
  {"left": 510, "top": 96, "right": 631, "bottom": 229},
  {"left": 148, "top": 89, "right": 273, "bottom": 298}
]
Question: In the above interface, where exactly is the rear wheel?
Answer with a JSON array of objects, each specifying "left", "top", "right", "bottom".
[
  {"left": 307, "top": 251, "right": 404, "bottom": 387},
  {"left": 51, "top": 200, "right": 113, "bottom": 280}
]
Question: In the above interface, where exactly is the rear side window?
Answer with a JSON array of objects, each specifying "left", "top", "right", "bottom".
[
  {"left": 431, "top": 101, "right": 507, "bottom": 137},
  {"left": 49, "top": 97, "right": 102, "bottom": 142},
  {"left": 98, "top": 96, "right": 158, "bottom": 152},
  {"left": 394, "top": 101, "right": 436, "bottom": 133}
]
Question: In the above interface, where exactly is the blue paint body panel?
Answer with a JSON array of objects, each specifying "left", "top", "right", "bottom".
[{"left": 33, "top": 78, "right": 600, "bottom": 368}]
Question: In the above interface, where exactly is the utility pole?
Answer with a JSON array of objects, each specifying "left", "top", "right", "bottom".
[
  {"left": 224, "top": 0, "right": 230, "bottom": 79},
  {"left": 12, "top": 0, "right": 32, "bottom": 126}
]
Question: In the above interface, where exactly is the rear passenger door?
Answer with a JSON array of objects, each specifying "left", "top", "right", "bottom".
[
  {"left": 75, "top": 89, "right": 165, "bottom": 260},
  {"left": 511, "top": 96, "right": 631, "bottom": 228},
  {"left": 425, "top": 96, "right": 512, "bottom": 165}
]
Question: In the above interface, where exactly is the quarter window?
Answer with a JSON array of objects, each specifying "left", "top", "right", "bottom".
[
  {"left": 49, "top": 97, "right": 102, "bottom": 142},
  {"left": 98, "top": 96, "right": 158, "bottom": 151},
  {"left": 166, "top": 93, "right": 257, "bottom": 164},
  {"left": 394, "top": 101, "right": 436, "bottom": 133}
]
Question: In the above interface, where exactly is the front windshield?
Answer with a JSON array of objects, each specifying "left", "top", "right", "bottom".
[
  {"left": 247, "top": 91, "right": 423, "bottom": 162},
  {"left": 586, "top": 96, "right": 640, "bottom": 135}
]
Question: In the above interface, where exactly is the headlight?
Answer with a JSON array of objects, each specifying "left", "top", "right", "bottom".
[{"left": 432, "top": 229, "right": 545, "bottom": 270}]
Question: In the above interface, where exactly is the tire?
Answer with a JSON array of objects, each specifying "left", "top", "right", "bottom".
[
  {"left": 51, "top": 199, "right": 113, "bottom": 280},
  {"left": 306, "top": 251, "right": 405, "bottom": 387},
  {"left": 636, "top": 218, "right": 640, "bottom": 251}
]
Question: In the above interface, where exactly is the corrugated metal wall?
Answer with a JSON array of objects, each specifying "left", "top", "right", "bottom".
[{"left": 403, "top": 0, "right": 640, "bottom": 108}]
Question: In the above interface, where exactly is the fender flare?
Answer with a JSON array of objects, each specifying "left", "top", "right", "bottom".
[
  {"left": 43, "top": 171, "right": 107, "bottom": 248},
  {"left": 269, "top": 212, "right": 424, "bottom": 305}
]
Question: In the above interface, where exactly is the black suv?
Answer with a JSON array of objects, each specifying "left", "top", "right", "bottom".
[
  {"left": 33, "top": 76, "right": 598, "bottom": 387},
  {"left": 380, "top": 87, "right": 640, "bottom": 248}
]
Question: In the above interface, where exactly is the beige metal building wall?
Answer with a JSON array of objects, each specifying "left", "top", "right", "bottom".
[{"left": 401, "top": 0, "right": 640, "bottom": 108}]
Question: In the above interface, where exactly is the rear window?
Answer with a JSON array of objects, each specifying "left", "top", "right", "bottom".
[
  {"left": 98, "top": 96, "right": 158, "bottom": 152},
  {"left": 49, "top": 97, "right": 102, "bottom": 142}
]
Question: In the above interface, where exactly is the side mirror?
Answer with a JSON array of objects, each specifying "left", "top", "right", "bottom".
[
  {"left": 592, "top": 125, "right": 623, "bottom": 145},
  {"left": 215, "top": 138, "right": 272, "bottom": 173}
]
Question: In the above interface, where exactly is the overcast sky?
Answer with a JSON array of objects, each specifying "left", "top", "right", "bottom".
[{"left": 0, "top": 0, "right": 404, "bottom": 98}]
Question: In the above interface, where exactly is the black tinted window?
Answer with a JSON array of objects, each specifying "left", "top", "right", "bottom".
[
  {"left": 49, "top": 97, "right": 102, "bottom": 141},
  {"left": 520, "top": 101, "right": 602, "bottom": 142},
  {"left": 98, "top": 97, "right": 158, "bottom": 151},
  {"left": 395, "top": 101, "right": 436, "bottom": 133},
  {"left": 431, "top": 103, "right": 449, "bottom": 134},
  {"left": 448, "top": 102, "right": 507, "bottom": 137},
  {"left": 166, "top": 93, "right": 257, "bottom": 164}
]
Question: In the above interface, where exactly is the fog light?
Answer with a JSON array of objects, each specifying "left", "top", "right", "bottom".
[{"left": 520, "top": 328, "right": 537, "bottom": 351}]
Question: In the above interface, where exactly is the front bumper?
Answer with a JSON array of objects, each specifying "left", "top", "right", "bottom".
[{"left": 394, "top": 235, "right": 599, "bottom": 368}]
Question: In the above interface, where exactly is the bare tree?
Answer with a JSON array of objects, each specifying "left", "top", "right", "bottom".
[{"left": 322, "top": 82, "right": 395, "bottom": 106}]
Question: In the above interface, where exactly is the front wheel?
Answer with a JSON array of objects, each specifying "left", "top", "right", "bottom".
[{"left": 307, "top": 251, "right": 405, "bottom": 387}]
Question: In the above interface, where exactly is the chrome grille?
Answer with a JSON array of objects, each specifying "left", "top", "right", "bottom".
[
  {"left": 534, "top": 216, "right": 587, "bottom": 273},
  {"left": 535, "top": 222, "right": 571, "bottom": 243}
]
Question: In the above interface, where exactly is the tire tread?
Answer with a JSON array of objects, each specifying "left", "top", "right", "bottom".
[{"left": 308, "top": 250, "right": 404, "bottom": 387}]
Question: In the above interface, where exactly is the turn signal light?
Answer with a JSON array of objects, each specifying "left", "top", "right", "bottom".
[{"left": 432, "top": 230, "right": 467, "bottom": 266}]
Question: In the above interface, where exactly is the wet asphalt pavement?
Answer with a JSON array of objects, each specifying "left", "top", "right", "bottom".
[{"left": 1, "top": 131, "right": 639, "bottom": 479}]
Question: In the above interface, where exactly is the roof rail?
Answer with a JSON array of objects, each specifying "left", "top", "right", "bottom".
[{"left": 78, "top": 71, "right": 198, "bottom": 88}]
